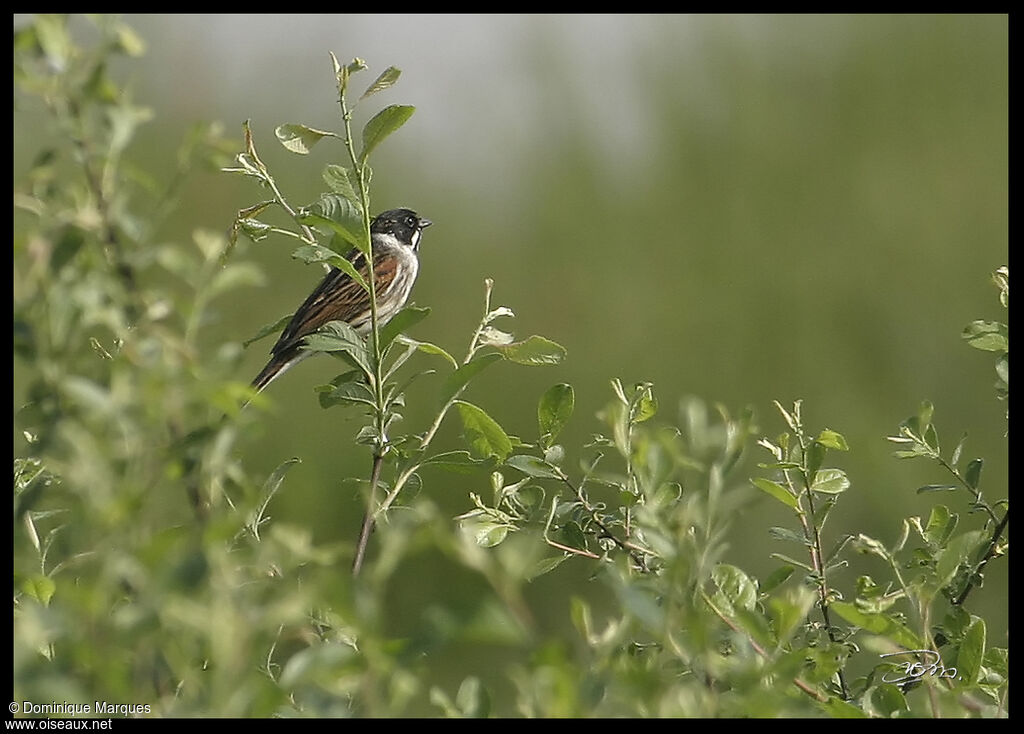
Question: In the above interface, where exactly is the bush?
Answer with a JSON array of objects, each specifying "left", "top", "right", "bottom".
[{"left": 13, "top": 15, "right": 1007, "bottom": 718}]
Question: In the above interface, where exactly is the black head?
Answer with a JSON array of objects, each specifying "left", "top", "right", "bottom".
[{"left": 371, "top": 208, "right": 432, "bottom": 250}]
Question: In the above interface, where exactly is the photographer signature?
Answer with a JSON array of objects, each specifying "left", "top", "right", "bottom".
[{"left": 880, "top": 649, "right": 958, "bottom": 685}]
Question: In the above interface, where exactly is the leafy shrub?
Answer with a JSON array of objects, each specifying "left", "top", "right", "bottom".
[{"left": 14, "top": 15, "right": 1007, "bottom": 718}]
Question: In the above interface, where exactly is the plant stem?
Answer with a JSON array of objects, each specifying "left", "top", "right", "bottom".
[
  {"left": 953, "top": 508, "right": 1009, "bottom": 606},
  {"left": 333, "top": 68, "right": 391, "bottom": 577},
  {"left": 702, "top": 591, "right": 829, "bottom": 704},
  {"left": 555, "top": 469, "right": 653, "bottom": 569},
  {"left": 352, "top": 454, "right": 384, "bottom": 575},
  {"left": 355, "top": 280, "right": 503, "bottom": 544},
  {"left": 789, "top": 417, "right": 850, "bottom": 701},
  {"left": 935, "top": 454, "right": 999, "bottom": 525},
  {"left": 240, "top": 122, "right": 317, "bottom": 245}
]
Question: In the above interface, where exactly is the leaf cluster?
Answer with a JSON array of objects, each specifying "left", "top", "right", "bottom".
[{"left": 12, "top": 17, "right": 1008, "bottom": 718}]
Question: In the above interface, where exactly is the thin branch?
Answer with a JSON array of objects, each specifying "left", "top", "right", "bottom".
[
  {"left": 953, "top": 508, "right": 1009, "bottom": 606},
  {"left": 362, "top": 280, "right": 504, "bottom": 530},
  {"left": 352, "top": 454, "right": 385, "bottom": 575},
  {"left": 555, "top": 469, "right": 655, "bottom": 570},
  {"left": 785, "top": 411, "right": 850, "bottom": 701},
  {"left": 702, "top": 592, "right": 829, "bottom": 704}
]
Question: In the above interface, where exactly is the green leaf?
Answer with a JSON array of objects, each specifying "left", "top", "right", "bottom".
[
  {"left": 917, "top": 400, "right": 934, "bottom": 433},
  {"left": 505, "top": 454, "right": 560, "bottom": 479},
  {"left": 301, "top": 320, "right": 372, "bottom": 379},
  {"left": 732, "top": 606, "right": 775, "bottom": 649},
  {"left": 924, "top": 504, "right": 958, "bottom": 548},
  {"left": 21, "top": 574, "right": 56, "bottom": 606},
  {"left": 404, "top": 338, "right": 458, "bottom": 368},
  {"left": 916, "top": 484, "right": 958, "bottom": 494},
  {"left": 610, "top": 378, "right": 629, "bottom": 405},
  {"left": 768, "top": 553, "right": 814, "bottom": 573},
  {"left": 456, "top": 401, "right": 513, "bottom": 462},
  {"left": 935, "top": 530, "right": 987, "bottom": 590},
  {"left": 260, "top": 458, "right": 299, "bottom": 497},
  {"left": 991, "top": 266, "right": 1009, "bottom": 306},
  {"left": 816, "top": 428, "right": 849, "bottom": 451},
  {"left": 561, "top": 521, "right": 588, "bottom": 553},
  {"left": 853, "top": 533, "right": 894, "bottom": 563},
  {"left": 773, "top": 400, "right": 800, "bottom": 433},
  {"left": 806, "top": 441, "right": 825, "bottom": 481},
  {"left": 527, "top": 555, "right": 569, "bottom": 581},
  {"left": 892, "top": 447, "right": 931, "bottom": 459},
  {"left": 819, "top": 697, "right": 868, "bottom": 719},
  {"left": 831, "top": 602, "right": 922, "bottom": 650},
  {"left": 810, "top": 468, "right": 850, "bottom": 494},
  {"left": 758, "top": 461, "right": 802, "bottom": 470},
  {"left": 317, "top": 378, "right": 375, "bottom": 409},
  {"left": 249, "top": 458, "right": 300, "bottom": 539},
  {"left": 543, "top": 444, "right": 565, "bottom": 465},
  {"left": 950, "top": 433, "right": 968, "bottom": 467},
  {"left": 619, "top": 585, "right": 664, "bottom": 630},
  {"left": 538, "top": 383, "right": 574, "bottom": 446},
  {"left": 712, "top": 564, "right": 758, "bottom": 613},
  {"left": 422, "top": 451, "right": 487, "bottom": 474},
  {"left": 440, "top": 353, "right": 504, "bottom": 407},
  {"left": 299, "top": 194, "right": 367, "bottom": 252},
  {"left": 869, "top": 684, "right": 909, "bottom": 717},
  {"left": 341, "top": 56, "right": 368, "bottom": 77},
  {"left": 633, "top": 389, "right": 658, "bottom": 423},
  {"left": 454, "top": 676, "right": 490, "bottom": 718},
  {"left": 378, "top": 306, "right": 430, "bottom": 349},
  {"left": 767, "top": 526, "right": 810, "bottom": 546},
  {"left": 112, "top": 22, "right": 147, "bottom": 57},
  {"left": 962, "top": 320, "right": 1008, "bottom": 353},
  {"left": 983, "top": 646, "right": 1008, "bottom": 680},
  {"left": 464, "top": 518, "right": 510, "bottom": 548},
  {"left": 996, "top": 355, "right": 1008, "bottom": 386},
  {"left": 360, "top": 66, "right": 401, "bottom": 100},
  {"left": 825, "top": 534, "right": 855, "bottom": 563},
  {"left": 956, "top": 617, "right": 986, "bottom": 687},
  {"left": 964, "top": 458, "right": 983, "bottom": 490},
  {"left": 291, "top": 242, "right": 369, "bottom": 292},
  {"left": 760, "top": 565, "right": 795, "bottom": 594},
  {"left": 322, "top": 164, "right": 361, "bottom": 204},
  {"left": 360, "top": 104, "right": 415, "bottom": 162},
  {"left": 34, "top": 15, "right": 72, "bottom": 70},
  {"left": 751, "top": 478, "right": 799, "bottom": 510},
  {"left": 494, "top": 335, "right": 566, "bottom": 365},
  {"left": 279, "top": 642, "right": 357, "bottom": 689},
  {"left": 767, "top": 586, "right": 816, "bottom": 645},
  {"left": 275, "top": 123, "right": 339, "bottom": 154},
  {"left": 236, "top": 218, "right": 272, "bottom": 242},
  {"left": 477, "top": 326, "right": 514, "bottom": 347},
  {"left": 244, "top": 313, "right": 293, "bottom": 348}
]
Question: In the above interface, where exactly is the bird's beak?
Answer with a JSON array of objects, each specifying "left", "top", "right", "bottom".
[{"left": 418, "top": 218, "right": 432, "bottom": 229}]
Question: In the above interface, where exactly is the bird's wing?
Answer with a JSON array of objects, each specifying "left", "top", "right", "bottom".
[{"left": 269, "top": 250, "right": 399, "bottom": 358}]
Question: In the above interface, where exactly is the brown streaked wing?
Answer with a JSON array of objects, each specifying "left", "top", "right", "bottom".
[{"left": 269, "top": 250, "right": 400, "bottom": 358}]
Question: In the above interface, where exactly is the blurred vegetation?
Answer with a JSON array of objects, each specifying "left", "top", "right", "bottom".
[{"left": 14, "top": 14, "right": 1006, "bottom": 718}]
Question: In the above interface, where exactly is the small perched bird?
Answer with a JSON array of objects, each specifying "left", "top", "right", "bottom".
[{"left": 250, "top": 208, "right": 431, "bottom": 394}]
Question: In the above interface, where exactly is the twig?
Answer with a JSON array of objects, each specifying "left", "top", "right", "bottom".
[
  {"left": 702, "top": 591, "right": 829, "bottom": 704},
  {"left": 953, "top": 508, "right": 1009, "bottom": 606},
  {"left": 352, "top": 453, "right": 385, "bottom": 575},
  {"left": 784, "top": 406, "right": 850, "bottom": 701},
  {"left": 555, "top": 469, "right": 655, "bottom": 570}
]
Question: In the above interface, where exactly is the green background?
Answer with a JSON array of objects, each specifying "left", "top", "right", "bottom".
[{"left": 15, "top": 13, "right": 1008, "bottom": 690}]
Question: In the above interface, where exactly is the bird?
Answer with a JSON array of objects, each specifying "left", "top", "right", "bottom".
[{"left": 250, "top": 208, "right": 431, "bottom": 394}]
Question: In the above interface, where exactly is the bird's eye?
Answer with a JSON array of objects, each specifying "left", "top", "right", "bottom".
[{"left": 406, "top": 216, "right": 416, "bottom": 227}]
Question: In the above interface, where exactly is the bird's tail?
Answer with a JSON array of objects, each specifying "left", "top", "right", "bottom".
[
  {"left": 251, "top": 356, "right": 286, "bottom": 395},
  {"left": 245, "top": 351, "right": 310, "bottom": 408}
]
